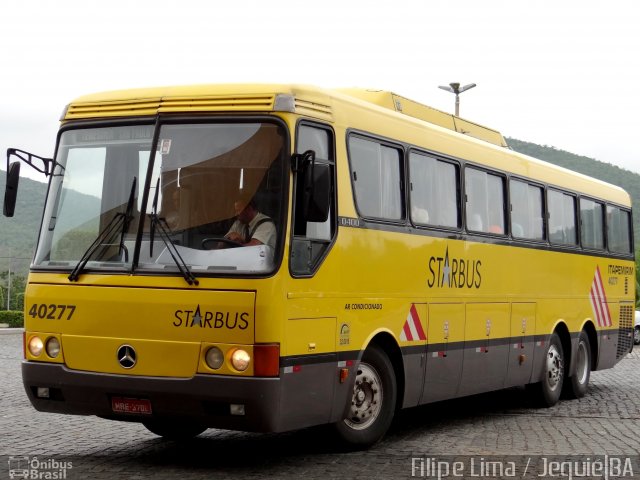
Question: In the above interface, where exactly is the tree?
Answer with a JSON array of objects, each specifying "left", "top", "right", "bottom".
[
  {"left": 0, "top": 271, "right": 27, "bottom": 311},
  {"left": 8, "top": 275, "right": 26, "bottom": 311},
  {"left": 636, "top": 248, "right": 640, "bottom": 307}
]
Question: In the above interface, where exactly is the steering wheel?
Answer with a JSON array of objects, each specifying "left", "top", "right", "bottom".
[{"left": 201, "top": 237, "right": 242, "bottom": 249}]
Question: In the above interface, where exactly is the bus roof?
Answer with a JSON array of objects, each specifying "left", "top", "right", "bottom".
[
  {"left": 64, "top": 84, "right": 507, "bottom": 146},
  {"left": 63, "top": 83, "right": 630, "bottom": 207},
  {"left": 336, "top": 88, "right": 509, "bottom": 148}
]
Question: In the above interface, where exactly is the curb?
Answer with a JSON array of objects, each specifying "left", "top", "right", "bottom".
[{"left": 0, "top": 328, "right": 24, "bottom": 335}]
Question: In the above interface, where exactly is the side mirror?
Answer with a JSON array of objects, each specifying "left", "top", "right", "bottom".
[
  {"left": 3, "top": 161, "right": 21, "bottom": 217},
  {"left": 304, "top": 163, "right": 330, "bottom": 222},
  {"left": 295, "top": 150, "right": 330, "bottom": 223}
]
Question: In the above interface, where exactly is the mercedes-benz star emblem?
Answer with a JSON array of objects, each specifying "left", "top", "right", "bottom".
[{"left": 117, "top": 345, "right": 137, "bottom": 369}]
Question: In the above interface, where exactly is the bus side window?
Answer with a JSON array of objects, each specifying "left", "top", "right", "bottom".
[
  {"left": 409, "top": 151, "right": 460, "bottom": 229},
  {"left": 510, "top": 179, "right": 545, "bottom": 241},
  {"left": 465, "top": 167, "right": 505, "bottom": 234},
  {"left": 607, "top": 205, "right": 632, "bottom": 254},
  {"left": 548, "top": 189, "right": 577, "bottom": 246},
  {"left": 349, "top": 136, "right": 403, "bottom": 220},
  {"left": 580, "top": 198, "right": 605, "bottom": 250},
  {"left": 291, "top": 123, "right": 336, "bottom": 276}
]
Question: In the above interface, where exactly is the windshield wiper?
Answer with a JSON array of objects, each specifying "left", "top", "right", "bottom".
[
  {"left": 68, "top": 177, "right": 137, "bottom": 282},
  {"left": 118, "top": 176, "right": 136, "bottom": 262},
  {"left": 148, "top": 179, "right": 199, "bottom": 286}
]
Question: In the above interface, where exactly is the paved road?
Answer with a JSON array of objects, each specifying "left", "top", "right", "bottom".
[{"left": 1, "top": 331, "right": 639, "bottom": 479}]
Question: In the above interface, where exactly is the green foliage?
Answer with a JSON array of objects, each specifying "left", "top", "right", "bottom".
[
  {"left": 13, "top": 292, "right": 25, "bottom": 312},
  {"left": 51, "top": 229, "right": 98, "bottom": 260},
  {"left": 0, "top": 275, "right": 27, "bottom": 311},
  {"left": 636, "top": 247, "right": 640, "bottom": 307},
  {"left": 3, "top": 137, "right": 640, "bottom": 307},
  {"left": 0, "top": 310, "right": 24, "bottom": 328},
  {"left": 507, "top": 138, "right": 640, "bottom": 243},
  {"left": 0, "top": 169, "right": 46, "bottom": 267}
]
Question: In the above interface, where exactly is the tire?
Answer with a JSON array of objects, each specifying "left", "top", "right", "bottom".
[
  {"left": 334, "top": 345, "right": 397, "bottom": 448},
  {"left": 530, "top": 332, "right": 565, "bottom": 407},
  {"left": 563, "top": 330, "right": 591, "bottom": 399},
  {"left": 634, "top": 326, "right": 640, "bottom": 346},
  {"left": 143, "top": 419, "right": 207, "bottom": 440}
]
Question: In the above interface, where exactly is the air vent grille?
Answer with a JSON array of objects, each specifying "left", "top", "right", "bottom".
[
  {"left": 616, "top": 304, "right": 634, "bottom": 359},
  {"left": 65, "top": 95, "right": 277, "bottom": 119},
  {"left": 294, "top": 98, "right": 333, "bottom": 120}
]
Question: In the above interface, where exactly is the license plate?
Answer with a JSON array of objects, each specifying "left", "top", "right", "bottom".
[{"left": 111, "top": 397, "right": 152, "bottom": 415}]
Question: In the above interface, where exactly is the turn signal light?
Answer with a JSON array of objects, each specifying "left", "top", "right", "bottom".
[
  {"left": 28, "top": 336, "right": 44, "bottom": 357},
  {"left": 230, "top": 349, "right": 250, "bottom": 371}
]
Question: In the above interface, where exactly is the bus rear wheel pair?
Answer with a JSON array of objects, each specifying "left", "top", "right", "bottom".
[
  {"left": 335, "top": 332, "right": 594, "bottom": 448},
  {"left": 530, "top": 330, "right": 592, "bottom": 407}
]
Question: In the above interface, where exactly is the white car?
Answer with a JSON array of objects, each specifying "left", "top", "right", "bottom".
[{"left": 635, "top": 310, "right": 640, "bottom": 345}]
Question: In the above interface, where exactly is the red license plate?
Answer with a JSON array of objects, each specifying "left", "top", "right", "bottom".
[{"left": 111, "top": 397, "right": 152, "bottom": 415}]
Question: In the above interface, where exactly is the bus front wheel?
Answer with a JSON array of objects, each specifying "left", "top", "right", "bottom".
[
  {"left": 334, "top": 344, "right": 396, "bottom": 448},
  {"left": 143, "top": 419, "right": 207, "bottom": 440}
]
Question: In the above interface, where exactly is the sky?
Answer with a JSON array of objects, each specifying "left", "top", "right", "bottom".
[{"left": 1, "top": 0, "right": 639, "bottom": 182}]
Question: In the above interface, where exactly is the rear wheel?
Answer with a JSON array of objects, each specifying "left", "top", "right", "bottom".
[
  {"left": 530, "top": 332, "right": 564, "bottom": 407},
  {"left": 634, "top": 326, "right": 640, "bottom": 345},
  {"left": 563, "top": 330, "right": 591, "bottom": 399},
  {"left": 143, "top": 419, "right": 207, "bottom": 440},
  {"left": 334, "top": 345, "right": 396, "bottom": 448}
]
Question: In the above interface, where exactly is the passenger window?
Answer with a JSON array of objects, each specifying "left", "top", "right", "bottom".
[
  {"left": 509, "top": 179, "right": 544, "bottom": 240},
  {"left": 409, "top": 152, "right": 460, "bottom": 228},
  {"left": 548, "top": 190, "right": 577, "bottom": 245},
  {"left": 607, "top": 205, "right": 632, "bottom": 254},
  {"left": 465, "top": 167, "right": 505, "bottom": 234},
  {"left": 580, "top": 198, "right": 605, "bottom": 250},
  {"left": 349, "top": 136, "right": 403, "bottom": 220}
]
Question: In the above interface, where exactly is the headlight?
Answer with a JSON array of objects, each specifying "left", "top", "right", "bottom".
[
  {"left": 28, "top": 336, "right": 44, "bottom": 357},
  {"left": 46, "top": 337, "right": 61, "bottom": 358},
  {"left": 230, "top": 349, "right": 250, "bottom": 371},
  {"left": 205, "top": 346, "right": 224, "bottom": 370}
]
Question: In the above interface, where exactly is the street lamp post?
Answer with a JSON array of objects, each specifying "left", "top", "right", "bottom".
[
  {"left": 7, "top": 260, "right": 11, "bottom": 311},
  {"left": 1, "top": 257, "right": 30, "bottom": 311},
  {"left": 438, "top": 82, "right": 476, "bottom": 116}
]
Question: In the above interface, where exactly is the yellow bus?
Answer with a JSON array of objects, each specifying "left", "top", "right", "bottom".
[{"left": 4, "top": 84, "right": 635, "bottom": 447}]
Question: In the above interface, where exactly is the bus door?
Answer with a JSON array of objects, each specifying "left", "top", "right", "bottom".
[
  {"left": 505, "top": 303, "right": 536, "bottom": 387},
  {"left": 421, "top": 303, "right": 465, "bottom": 403},
  {"left": 458, "top": 303, "right": 510, "bottom": 396}
]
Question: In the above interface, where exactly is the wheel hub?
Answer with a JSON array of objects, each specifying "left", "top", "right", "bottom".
[
  {"left": 546, "top": 344, "right": 564, "bottom": 390},
  {"left": 344, "top": 363, "right": 383, "bottom": 430},
  {"left": 575, "top": 341, "right": 588, "bottom": 385}
]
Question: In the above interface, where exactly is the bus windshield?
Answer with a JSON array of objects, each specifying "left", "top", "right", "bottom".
[{"left": 34, "top": 121, "right": 288, "bottom": 276}]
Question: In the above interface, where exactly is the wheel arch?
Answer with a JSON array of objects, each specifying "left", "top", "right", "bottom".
[
  {"left": 367, "top": 331, "right": 405, "bottom": 411},
  {"left": 553, "top": 320, "right": 572, "bottom": 376},
  {"left": 581, "top": 320, "right": 598, "bottom": 371}
]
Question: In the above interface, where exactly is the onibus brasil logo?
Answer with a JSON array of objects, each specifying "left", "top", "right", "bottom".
[{"left": 8, "top": 456, "right": 73, "bottom": 479}]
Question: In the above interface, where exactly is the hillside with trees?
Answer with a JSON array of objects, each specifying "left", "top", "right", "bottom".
[
  {"left": 3, "top": 140, "right": 639, "bottom": 253},
  {"left": 0, "top": 170, "right": 46, "bottom": 271},
  {"left": 1, "top": 138, "right": 639, "bottom": 311},
  {"left": 507, "top": 138, "right": 640, "bottom": 242}
]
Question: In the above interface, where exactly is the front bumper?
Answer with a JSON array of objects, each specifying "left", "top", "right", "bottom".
[{"left": 22, "top": 361, "right": 282, "bottom": 432}]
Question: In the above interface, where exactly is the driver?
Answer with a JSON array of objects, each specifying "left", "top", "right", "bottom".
[{"left": 224, "top": 199, "right": 276, "bottom": 249}]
